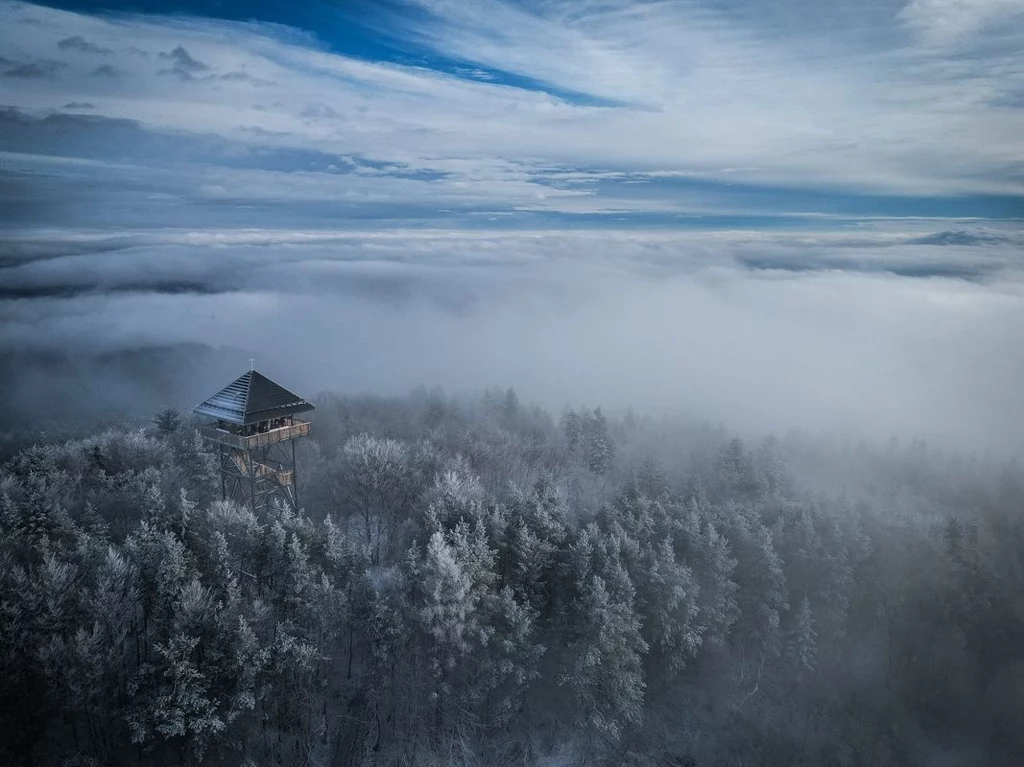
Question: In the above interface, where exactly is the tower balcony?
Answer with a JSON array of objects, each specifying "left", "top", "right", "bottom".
[{"left": 201, "top": 419, "right": 311, "bottom": 450}]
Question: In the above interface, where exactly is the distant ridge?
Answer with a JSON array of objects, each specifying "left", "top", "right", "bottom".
[{"left": 908, "top": 229, "right": 1012, "bottom": 246}]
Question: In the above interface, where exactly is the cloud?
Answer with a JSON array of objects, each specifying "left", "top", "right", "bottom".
[
  {"left": 901, "top": 0, "right": 1024, "bottom": 45},
  {"left": 3, "top": 225, "right": 1020, "bottom": 296},
  {"left": 158, "top": 44, "right": 209, "bottom": 79},
  {"left": 57, "top": 35, "right": 110, "bottom": 54},
  {"left": 1, "top": 226, "right": 1022, "bottom": 452},
  {"left": 3, "top": 59, "right": 66, "bottom": 78},
  {"left": 217, "top": 70, "right": 276, "bottom": 86},
  {"left": 300, "top": 103, "right": 338, "bottom": 119},
  {"left": 0, "top": 0, "right": 1019, "bottom": 211}
]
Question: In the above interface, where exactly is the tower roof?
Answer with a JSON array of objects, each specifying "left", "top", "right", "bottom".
[{"left": 193, "top": 369, "right": 314, "bottom": 425}]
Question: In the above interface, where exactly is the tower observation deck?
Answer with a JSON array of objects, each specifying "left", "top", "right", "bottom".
[{"left": 194, "top": 369, "right": 314, "bottom": 513}]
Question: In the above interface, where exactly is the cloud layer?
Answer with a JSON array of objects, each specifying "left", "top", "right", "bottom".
[{"left": 2, "top": 226, "right": 1023, "bottom": 453}]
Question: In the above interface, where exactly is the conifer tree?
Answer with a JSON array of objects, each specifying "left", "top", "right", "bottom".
[
  {"left": 153, "top": 409, "right": 182, "bottom": 438},
  {"left": 788, "top": 596, "right": 817, "bottom": 678},
  {"left": 560, "top": 409, "right": 584, "bottom": 453},
  {"left": 636, "top": 454, "right": 668, "bottom": 500},
  {"left": 560, "top": 573, "right": 647, "bottom": 739},
  {"left": 584, "top": 407, "right": 614, "bottom": 476}
]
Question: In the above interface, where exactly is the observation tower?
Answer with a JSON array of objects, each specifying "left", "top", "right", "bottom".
[{"left": 194, "top": 368, "right": 314, "bottom": 513}]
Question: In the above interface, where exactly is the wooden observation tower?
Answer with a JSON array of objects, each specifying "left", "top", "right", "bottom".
[{"left": 194, "top": 368, "right": 314, "bottom": 513}]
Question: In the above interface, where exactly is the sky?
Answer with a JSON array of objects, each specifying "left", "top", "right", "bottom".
[{"left": 0, "top": 0, "right": 1022, "bottom": 452}]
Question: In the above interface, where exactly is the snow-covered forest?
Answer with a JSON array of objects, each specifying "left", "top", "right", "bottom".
[{"left": 2, "top": 388, "right": 1023, "bottom": 766}]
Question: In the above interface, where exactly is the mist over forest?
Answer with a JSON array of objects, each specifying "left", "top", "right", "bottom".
[
  {"left": 2, "top": 0, "right": 1024, "bottom": 765},
  {"left": 3, "top": 390, "right": 1024, "bottom": 766}
]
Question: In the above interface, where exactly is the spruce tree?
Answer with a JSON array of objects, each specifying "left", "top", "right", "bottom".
[{"left": 584, "top": 407, "right": 614, "bottom": 476}]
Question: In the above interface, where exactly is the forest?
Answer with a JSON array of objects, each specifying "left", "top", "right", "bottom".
[{"left": 1, "top": 386, "right": 1023, "bottom": 766}]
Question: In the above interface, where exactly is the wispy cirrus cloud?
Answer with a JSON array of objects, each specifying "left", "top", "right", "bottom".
[
  {"left": 0, "top": 0, "right": 1021, "bottom": 225},
  {"left": 901, "top": 0, "right": 1024, "bottom": 45}
]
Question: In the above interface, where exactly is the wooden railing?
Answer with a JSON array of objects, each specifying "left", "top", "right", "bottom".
[
  {"left": 228, "top": 453, "right": 296, "bottom": 486},
  {"left": 271, "top": 467, "right": 295, "bottom": 485},
  {"left": 201, "top": 420, "right": 311, "bottom": 450}
]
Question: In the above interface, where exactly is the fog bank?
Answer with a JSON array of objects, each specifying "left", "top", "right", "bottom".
[{"left": 1, "top": 227, "right": 1022, "bottom": 454}]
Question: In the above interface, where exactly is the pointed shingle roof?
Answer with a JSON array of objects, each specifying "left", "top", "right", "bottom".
[{"left": 194, "top": 370, "right": 314, "bottom": 425}]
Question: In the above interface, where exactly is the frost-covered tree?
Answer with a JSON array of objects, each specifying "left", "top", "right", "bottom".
[
  {"left": 560, "top": 572, "right": 648, "bottom": 739},
  {"left": 128, "top": 633, "right": 225, "bottom": 760},
  {"left": 635, "top": 454, "right": 669, "bottom": 500},
  {"left": 676, "top": 504, "right": 739, "bottom": 652},
  {"left": 715, "top": 437, "right": 761, "bottom": 500},
  {"left": 584, "top": 407, "right": 614, "bottom": 476},
  {"left": 722, "top": 506, "right": 788, "bottom": 658},
  {"left": 788, "top": 596, "right": 817, "bottom": 678},
  {"left": 171, "top": 430, "right": 218, "bottom": 508},
  {"left": 411, "top": 526, "right": 493, "bottom": 733},
  {"left": 637, "top": 537, "right": 703, "bottom": 674},
  {"left": 153, "top": 408, "right": 182, "bottom": 438},
  {"left": 338, "top": 434, "right": 418, "bottom": 562},
  {"left": 560, "top": 408, "right": 584, "bottom": 453},
  {"left": 501, "top": 387, "right": 521, "bottom": 426},
  {"left": 495, "top": 478, "right": 567, "bottom": 612}
]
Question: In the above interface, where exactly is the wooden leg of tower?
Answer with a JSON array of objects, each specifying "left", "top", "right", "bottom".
[
  {"left": 292, "top": 438, "right": 299, "bottom": 512},
  {"left": 248, "top": 450, "right": 257, "bottom": 514}
]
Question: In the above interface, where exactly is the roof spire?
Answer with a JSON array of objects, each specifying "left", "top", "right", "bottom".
[{"left": 249, "top": 357, "right": 255, "bottom": 371}]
